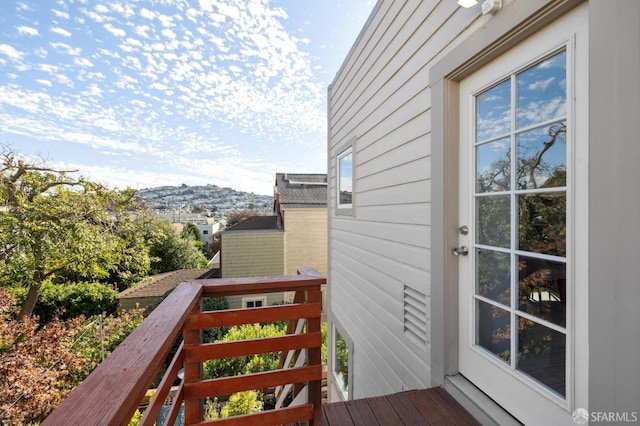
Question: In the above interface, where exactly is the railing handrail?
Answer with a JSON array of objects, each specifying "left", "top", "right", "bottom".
[
  {"left": 198, "top": 274, "right": 326, "bottom": 297},
  {"left": 43, "top": 271, "right": 325, "bottom": 426}
]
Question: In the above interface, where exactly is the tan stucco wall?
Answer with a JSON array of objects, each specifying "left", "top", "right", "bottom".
[
  {"left": 283, "top": 209, "right": 327, "bottom": 277},
  {"left": 221, "top": 231, "right": 284, "bottom": 278}
]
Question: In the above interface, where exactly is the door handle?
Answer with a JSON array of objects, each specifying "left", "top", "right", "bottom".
[{"left": 452, "top": 246, "right": 469, "bottom": 256}]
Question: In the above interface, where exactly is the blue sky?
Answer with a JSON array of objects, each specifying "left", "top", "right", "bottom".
[{"left": 0, "top": 0, "right": 376, "bottom": 195}]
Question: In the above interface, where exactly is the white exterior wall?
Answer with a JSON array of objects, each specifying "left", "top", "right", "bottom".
[
  {"left": 329, "top": 0, "right": 640, "bottom": 418},
  {"left": 327, "top": 0, "right": 488, "bottom": 400},
  {"left": 588, "top": 0, "right": 640, "bottom": 416},
  {"left": 196, "top": 223, "right": 218, "bottom": 244}
]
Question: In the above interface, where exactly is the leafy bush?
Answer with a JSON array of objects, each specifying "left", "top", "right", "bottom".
[
  {"left": 221, "top": 391, "right": 262, "bottom": 418},
  {"left": 0, "top": 289, "right": 145, "bottom": 424},
  {"left": 0, "top": 289, "right": 87, "bottom": 424},
  {"left": 10, "top": 282, "right": 118, "bottom": 323},
  {"left": 204, "top": 391, "right": 262, "bottom": 420},
  {"left": 69, "top": 307, "right": 145, "bottom": 375},
  {"left": 128, "top": 408, "right": 142, "bottom": 426},
  {"left": 203, "top": 323, "right": 286, "bottom": 380},
  {"left": 202, "top": 297, "right": 228, "bottom": 343}
]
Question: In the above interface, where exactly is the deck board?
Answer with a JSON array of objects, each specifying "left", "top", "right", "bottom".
[
  {"left": 344, "top": 398, "right": 380, "bottom": 425},
  {"left": 363, "top": 395, "right": 405, "bottom": 425},
  {"left": 319, "top": 387, "right": 479, "bottom": 426}
]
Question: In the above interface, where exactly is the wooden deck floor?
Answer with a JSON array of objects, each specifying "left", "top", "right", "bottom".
[{"left": 316, "top": 387, "right": 480, "bottom": 425}]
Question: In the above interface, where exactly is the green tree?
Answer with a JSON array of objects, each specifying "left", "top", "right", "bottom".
[
  {"left": 0, "top": 149, "right": 144, "bottom": 318},
  {"left": 181, "top": 222, "right": 203, "bottom": 244},
  {"left": 102, "top": 207, "right": 157, "bottom": 290},
  {"left": 149, "top": 219, "right": 208, "bottom": 274}
]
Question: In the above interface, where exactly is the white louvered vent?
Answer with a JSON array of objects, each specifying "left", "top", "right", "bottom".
[{"left": 403, "top": 285, "right": 428, "bottom": 347}]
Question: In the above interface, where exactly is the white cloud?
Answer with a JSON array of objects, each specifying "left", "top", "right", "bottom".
[
  {"left": 0, "top": 44, "right": 23, "bottom": 61},
  {"left": 134, "top": 25, "right": 151, "bottom": 38},
  {"left": 36, "top": 79, "right": 52, "bottom": 87},
  {"left": 158, "top": 14, "right": 175, "bottom": 28},
  {"left": 38, "top": 64, "right": 58, "bottom": 73},
  {"left": 94, "top": 117, "right": 120, "bottom": 131},
  {"left": 17, "top": 25, "right": 39, "bottom": 36},
  {"left": 217, "top": 3, "right": 240, "bottom": 20},
  {"left": 54, "top": 73, "right": 74, "bottom": 87},
  {"left": 74, "top": 57, "right": 93, "bottom": 67},
  {"left": 150, "top": 82, "right": 168, "bottom": 91},
  {"left": 50, "top": 42, "right": 81, "bottom": 56},
  {"left": 161, "top": 28, "right": 176, "bottom": 40},
  {"left": 140, "top": 8, "right": 156, "bottom": 20},
  {"left": 16, "top": 2, "right": 31, "bottom": 12},
  {"left": 199, "top": 0, "right": 213, "bottom": 12},
  {"left": 51, "top": 26, "right": 72, "bottom": 37},
  {"left": 83, "top": 10, "right": 108, "bottom": 23},
  {"left": 110, "top": 3, "right": 134, "bottom": 19},
  {"left": 528, "top": 77, "right": 555, "bottom": 91},
  {"left": 104, "top": 23, "right": 126, "bottom": 38},
  {"left": 0, "top": 0, "right": 347, "bottom": 193},
  {"left": 52, "top": 9, "right": 70, "bottom": 19}
]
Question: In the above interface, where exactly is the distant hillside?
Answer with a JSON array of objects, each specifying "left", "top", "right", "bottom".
[{"left": 137, "top": 184, "right": 273, "bottom": 219}]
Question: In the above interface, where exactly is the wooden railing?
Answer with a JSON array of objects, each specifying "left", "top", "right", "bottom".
[{"left": 43, "top": 270, "right": 325, "bottom": 426}]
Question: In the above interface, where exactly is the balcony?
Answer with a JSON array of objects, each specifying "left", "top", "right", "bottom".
[{"left": 42, "top": 268, "right": 478, "bottom": 425}]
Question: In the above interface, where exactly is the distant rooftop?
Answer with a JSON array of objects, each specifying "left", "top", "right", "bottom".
[
  {"left": 275, "top": 173, "right": 327, "bottom": 209},
  {"left": 224, "top": 215, "right": 280, "bottom": 231},
  {"left": 118, "top": 268, "right": 216, "bottom": 300}
]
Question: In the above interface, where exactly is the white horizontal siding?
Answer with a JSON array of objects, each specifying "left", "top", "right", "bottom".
[{"left": 328, "top": 0, "right": 485, "bottom": 400}]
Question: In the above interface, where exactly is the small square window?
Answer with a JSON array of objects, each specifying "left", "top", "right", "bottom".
[
  {"left": 337, "top": 147, "right": 353, "bottom": 209},
  {"left": 242, "top": 296, "right": 266, "bottom": 308}
]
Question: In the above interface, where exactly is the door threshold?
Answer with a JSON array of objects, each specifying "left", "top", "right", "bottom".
[{"left": 444, "top": 374, "right": 522, "bottom": 426}]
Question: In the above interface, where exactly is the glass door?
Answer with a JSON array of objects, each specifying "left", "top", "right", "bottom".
[
  {"left": 456, "top": 5, "right": 587, "bottom": 424},
  {"left": 473, "top": 48, "right": 568, "bottom": 396}
]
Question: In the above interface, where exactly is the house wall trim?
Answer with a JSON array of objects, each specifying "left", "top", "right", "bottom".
[{"left": 429, "top": 0, "right": 584, "bottom": 84}]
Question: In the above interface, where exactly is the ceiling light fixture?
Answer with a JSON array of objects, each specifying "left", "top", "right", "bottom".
[
  {"left": 481, "top": 0, "right": 502, "bottom": 15},
  {"left": 457, "top": 0, "right": 478, "bottom": 8}
]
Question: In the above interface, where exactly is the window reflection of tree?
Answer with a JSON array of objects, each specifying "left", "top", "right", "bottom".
[
  {"left": 477, "top": 151, "right": 510, "bottom": 193},
  {"left": 518, "top": 123, "right": 566, "bottom": 257},
  {"left": 517, "top": 122, "right": 566, "bottom": 190},
  {"left": 475, "top": 122, "right": 567, "bottom": 386}
]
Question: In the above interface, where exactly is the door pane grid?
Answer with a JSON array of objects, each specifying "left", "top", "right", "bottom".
[{"left": 473, "top": 49, "right": 568, "bottom": 398}]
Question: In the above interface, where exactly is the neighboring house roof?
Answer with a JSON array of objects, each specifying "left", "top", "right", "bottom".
[
  {"left": 118, "top": 268, "right": 217, "bottom": 301},
  {"left": 275, "top": 173, "right": 327, "bottom": 209},
  {"left": 224, "top": 215, "right": 280, "bottom": 232}
]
